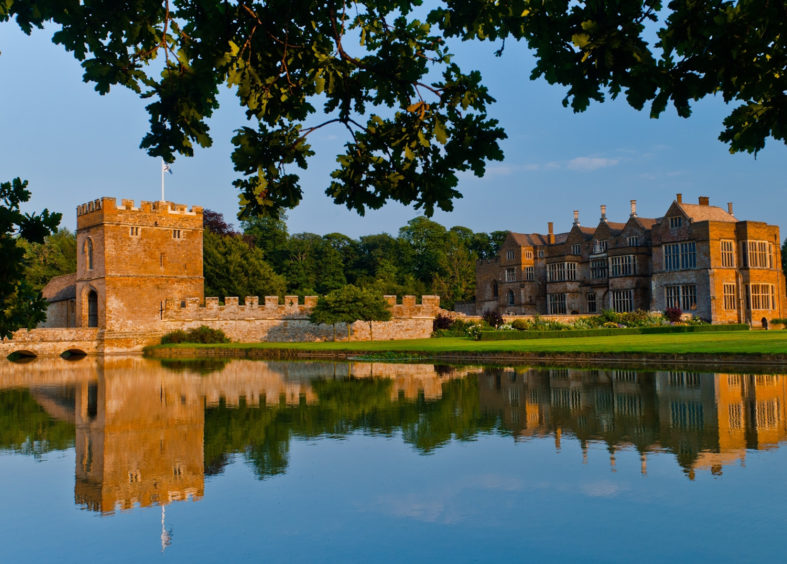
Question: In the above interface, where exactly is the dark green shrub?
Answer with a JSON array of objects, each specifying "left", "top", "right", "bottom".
[
  {"left": 511, "top": 319, "right": 530, "bottom": 331},
  {"left": 161, "top": 326, "right": 230, "bottom": 344},
  {"left": 161, "top": 330, "right": 189, "bottom": 344}
]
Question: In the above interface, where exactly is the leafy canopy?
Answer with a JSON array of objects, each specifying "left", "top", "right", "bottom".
[
  {"left": 2, "top": 0, "right": 505, "bottom": 219},
  {"left": 2, "top": 1, "right": 781, "bottom": 227},
  {"left": 0, "top": 178, "right": 61, "bottom": 338},
  {"left": 431, "top": 0, "right": 787, "bottom": 154}
]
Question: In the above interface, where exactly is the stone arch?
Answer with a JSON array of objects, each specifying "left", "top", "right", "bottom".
[
  {"left": 7, "top": 350, "right": 37, "bottom": 362},
  {"left": 62, "top": 349, "right": 88, "bottom": 360}
]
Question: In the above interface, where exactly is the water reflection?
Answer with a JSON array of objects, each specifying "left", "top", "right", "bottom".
[
  {"left": 1, "top": 358, "right": 786, "bottom": 518},
  {"left": 479, "top": 368, "right": 787, "bottom": 478}
]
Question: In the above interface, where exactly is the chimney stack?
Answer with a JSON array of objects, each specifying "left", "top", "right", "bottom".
[
  {"left": 547, "top": 221, "right": 555, "bottom": 244},
  {"left": 630, "top": 200, "right": 637, "bottom": 218},
  {"left": 676, "top": 193, "right": 683, "bottom": 204},
  {"left": 727, "top": 202, "right": 734, "bottom": 216},
  {"left": 698, "top": 196, "right": 710, "bottom": 206},
  {"left": 573, "top": 210, "right": 580, "bottom": 226},
  {"left": 600, "top": 204, "right": 607, "bottom": 222}
]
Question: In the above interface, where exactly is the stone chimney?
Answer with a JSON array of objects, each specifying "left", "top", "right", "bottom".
[
  {"left": 573, "top": 210, "right": 580, "bottom": 226},
  {"left": 676, "top": 193, "right": 683, "bottom": 204},
  {"left": 630, "top": 200, "right": 637, "bottom": 218},
  {"left": 698, "top": 196, "right": 710, "bottom": 206},
  {"left": 600, "top": 204, "right": 607, "bottom": 222},
  {"left": 727, "top": 202, "right": 734, "bottom": 216},
  {"left": 547, "top": 221, "right": 555, "bottom": 244}
]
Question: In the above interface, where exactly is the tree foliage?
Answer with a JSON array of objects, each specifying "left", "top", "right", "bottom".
[
  {"left": 18, "top": 228, "right": 77, "bottom": 292},
  {"left": 0, "top": 178, "right": 61, "bottom": 338},
  {"left": 310, "top": 284, "right": 391, "bottom": 340},
  {"left": 431, "top": 0, "right": 787, "bottom": 154},
  {"left": 2, "top": 0, "right": 505, "bottom": 218},
  {"left": 203, "top": 229, "right": 286, "bottom": 299}
]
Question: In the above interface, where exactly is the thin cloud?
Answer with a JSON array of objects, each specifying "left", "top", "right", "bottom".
[{"left": 567, "top": 156, "right": 620, "bottom": 171}]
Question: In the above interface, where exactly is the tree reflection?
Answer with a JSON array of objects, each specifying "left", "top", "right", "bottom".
[{"left": 204, "top": 375, "right": 497, "bottom": 478}]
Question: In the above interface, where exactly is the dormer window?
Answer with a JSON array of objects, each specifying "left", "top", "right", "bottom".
[
  {"left": 571, "top": 244, "right": 581, "bottom": 255},
  {"left": 627, "top": 236, "right": 638, "bottom": 247},
  {"left": 506, "top": 250, "right": 515, "bottom": 260},
  {"left": 669, "top": 216, "right": 682, "bottom": 229}
]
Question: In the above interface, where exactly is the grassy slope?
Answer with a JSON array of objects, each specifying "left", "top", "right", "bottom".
[{"left": 157, "top": 331, "right": 787, "bottom": 355}]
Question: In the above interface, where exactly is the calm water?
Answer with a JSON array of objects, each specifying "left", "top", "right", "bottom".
[{"left": 1, "top": 357, "right": 786, "bottom": 563}]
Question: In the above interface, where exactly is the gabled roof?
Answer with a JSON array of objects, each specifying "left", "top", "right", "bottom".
[
  {"left": 632, "top": 217, "right": 660, "bottom": 229},
  {"left": 509, "top": 232, "right": 548, "bottom": 247},
  {"left": 606, "top": 221, "right": 627, "bottom": 235},
  {"left": 42, "top": 273, "right": 76, "bottom": 303},
  {"left": 554, "top": 232, "right": 570, "bottom": 244},
  {"left": 677, "top": 203, "right": 736, "bottom": 223}
]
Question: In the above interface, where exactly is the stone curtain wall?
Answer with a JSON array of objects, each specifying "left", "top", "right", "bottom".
[{"left": 162, "top": 295, "right": 441, "bottom": 342}]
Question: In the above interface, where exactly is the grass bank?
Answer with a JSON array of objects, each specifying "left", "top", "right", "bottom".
[{"left": 145, "top": 331, "right": 787, "bottom": 369}]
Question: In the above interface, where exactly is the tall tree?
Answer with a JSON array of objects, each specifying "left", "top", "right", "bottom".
[
  {"left": 19, "top": 229, "right": 77, "bottom": 292},
  {"left": 1, "top": 178, "right": 61, "bottom": 338},
  {"left": 242, "top": 214, "right": 289, "bottom": 270},
  {"left": 203, "top": 231, "right": 286, "bottom": 299},
  {"left": 433, "top": 230, "right": 477, "bottom": 308},
  {"left": 398, "top": 216, "right": 448, "bottom": 286}
]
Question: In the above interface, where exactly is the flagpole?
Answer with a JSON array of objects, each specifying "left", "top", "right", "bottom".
[{"left": 161, "top": 159, "right": 165, "bottom": 202}]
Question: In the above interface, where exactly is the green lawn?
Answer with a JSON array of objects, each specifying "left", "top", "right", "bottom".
[{"left": 156, "top": 330, "right": 787, "bottom": 355}]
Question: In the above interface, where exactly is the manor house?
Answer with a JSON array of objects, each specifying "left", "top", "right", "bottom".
[{"left": 475, "top": 195, "right": 785, "bottom": 326}]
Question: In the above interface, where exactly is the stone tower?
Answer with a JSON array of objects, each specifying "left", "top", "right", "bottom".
[{"left": 75, "top": 198, "right": 204, "bottom": 330}]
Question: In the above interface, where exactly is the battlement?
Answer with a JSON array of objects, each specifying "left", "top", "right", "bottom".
[
  {"left": 77, "top": 197, "right": 203, "bottom": 217},
  {"left": 163, "top": 295, "right": 440, "bottom": 322}
]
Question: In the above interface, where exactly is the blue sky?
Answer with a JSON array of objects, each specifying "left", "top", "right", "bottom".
[{"left": 2, "top": 23, "right": 785, "bottom": 238}]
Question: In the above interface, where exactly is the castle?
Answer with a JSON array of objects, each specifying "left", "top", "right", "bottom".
[
  {"left": 42, "top": 197, "right": 205, "bottom": 330},
  {"left": 11, "top": 196, "right": 438, "bottom": 356},
  {"left": 475, "top": 195, "right": 785, "bottom": 326}
]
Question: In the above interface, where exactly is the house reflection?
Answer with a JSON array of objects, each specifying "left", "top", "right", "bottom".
[{"left": 477, "top": 368, "right": 787, "bottom": 478}]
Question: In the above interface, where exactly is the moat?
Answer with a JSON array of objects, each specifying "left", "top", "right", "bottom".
[{"left": 2, "top": 357, "right": 787, "bottom": 562}]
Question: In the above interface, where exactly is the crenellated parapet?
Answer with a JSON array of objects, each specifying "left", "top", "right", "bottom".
[
  {"left": 77, "top": 197, "right": 202, "bottom": 217},
  {"left": 77, "top": 197, "right": 203, "bottom": 231},
  {"left": 163, "top": 294, "right": 440, "bottom": 322}
]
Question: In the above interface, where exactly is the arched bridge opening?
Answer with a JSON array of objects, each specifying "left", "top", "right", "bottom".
[
  {"left": 7, "top": 350, "right": 38, "bottom": 363},
  {"left": 61, "top": 349, "right": 88, "bottom": 360}
]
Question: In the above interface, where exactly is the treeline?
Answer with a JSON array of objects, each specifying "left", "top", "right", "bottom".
[
  {"left": 18, "top": 213, "right": 505, "bottom": 308},
  {"left": 21, "top": 218, "right": 787, "bottom": 310},
  {"left": 203, "top": 210, "right": 506, "bottom": 308}
]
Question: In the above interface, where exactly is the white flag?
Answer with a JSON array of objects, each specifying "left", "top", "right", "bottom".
[{"left": 162, "top": 162, "right": 173, "bottom": 174}]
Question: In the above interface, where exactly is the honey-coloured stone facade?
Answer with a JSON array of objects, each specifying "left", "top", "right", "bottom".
[
  {"left": 477, "top": 195, "right": 785, "bottom": 326},
  {"left": 75, "top": 197, "right": 204, "bottom": 331}
]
